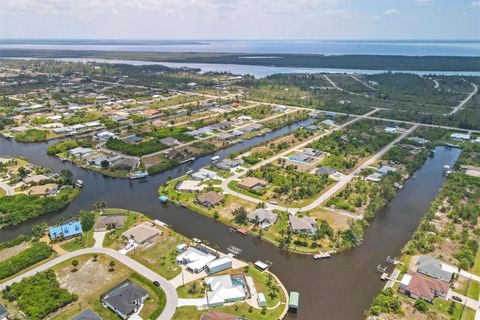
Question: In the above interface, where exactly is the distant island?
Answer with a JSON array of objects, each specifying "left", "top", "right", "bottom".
[{"left": 1, "top": 49, "right": 480, "bottom": 72}]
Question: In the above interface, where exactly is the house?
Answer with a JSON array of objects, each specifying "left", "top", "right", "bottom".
[
  {"left": 417, "top": 256, "right": 453, "bottom": 283},
  {"left": 384, "top": 126, "right": 398, "bottom": 133},
  {"left": 288, "top": 152, "right": 313, "bottom": 163},
  {"left": 123, "top": 135, "right": 142, "bottom": 144},
  {"left": 196, "top": 191, "right": 224, "bottom": 207},
  {"left": 176, "top": 180, "right": 206, "bottom": 192},
  {"left": 122, "top": 223, "right": 160, "bottom": 245},
  {"left": 166, "top": 150, "right": 182, "bottom": 160},
  {"left": 0, "top": 303, "right": 7, "bottom": 320},
  {"left": 303, "top": 148, "right": 321, "bottom": 157},
  {"left": 205, "top": 275, "right": 247, "bottom": 307},
  {"left": 177, "top": 247, "right": 217, "bottom": 273},
  {"left": 398, "top": 272, "right": 449, "bottom": 303},
  {"left": 217, "top": 132, "right": 236, "bottom": 141},
  {"left": 94, "top": 214, "right": 126, "bottom": 232},
  {"left": 160, "top": 137, "right": 179, "bottom": 146},
  {"left": 451, "top": 132, "right": 471, "bottom": 141},
  {"left": 187, "top": 127, "right": 213, "bottom": 137},
  {"left": 206, "top": 256, "right": 233, "bottom": 274},
  {"left": 49, "top": 221, "right": 83, "bottom": 240},
  {"left": 325, "top": 111, "right": 337, "bottom": 118},
  {"left": 100, "top": 280, "right": 149, "bottom": 319},
  {"left": 216, "top": 159, "right": 244, "bottom": 171},
  {"left": 305, "top": 125, "right": 322, "bottom": 132},
  {"left": 70, "top": 308, "right": 102, "bottom": 320},
  {"left": 96, "top": 131, "right": 118, "bottom": 141},
  {"left": 247, "top": 209, "right": 278, "bottom": 228},
  {"left": 111, "top": 158, "right": 138, "bottom": 171},
  {"left": 191, "top": 168, "right": 218, "bottom": 181},
  {"left": 10, "top": 125, "right": 29, "bottom": 133},
  {"left": 289, "top": 216, "right": 317, "bottom": 234},
  {"left": 242, "top": 123, "right": 264, "bottom": 133},
  {"left": 238, "top": 177, "right": 268, "bottom": 190},
  {"left": 316, "top": 166, "right": 337, "bottom": 176},
  {"left": 68, "top": 147, "right": 94, "bottom": 158},
  {"left": 320, "top": 119, "right": 336, "bottom": 127},
  {"left": 377, "top": 165, "right": 398, "bottom": 176},
  {"left": 410, "top": 136, "right": 428, "bottom": 145}
]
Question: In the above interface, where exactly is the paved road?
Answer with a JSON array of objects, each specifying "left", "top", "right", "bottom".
[
  {"left": 220, "top": 108, "right": 382, "bottom": 213},
  {"left": 0, "top": 181, "right": 15, "bottom": 195},
  {"left": 449, "top": 81, "right": 478, "bottom": 115},
  {"left": 0, "top": 247, "right": 178, "bottom": 320},
  {"left": 348, "top": 74, "right": 378, "bottom": 91}
]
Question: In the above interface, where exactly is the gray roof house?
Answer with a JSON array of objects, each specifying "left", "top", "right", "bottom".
[
  {"left": 216, "top": 159, "right": 245, "bottom": 170},
  {"left": 247, "top": 209, "right": 278, "bottom": 228},
  {"left": 289, "top": 216, "right": 317, "bottom": 234},
  {"left": 70, "top": 308, "right": 102, "bottom": 320},
  {"left": 160, "top": 137, "right": 179, "bottom": 146},
  {"left": 0, "top": 303, "right": 7, "bottom": 320},
  {"left": 417, "top": 256, "right": 453, "bottom": 283},
  {"left": 316, "top": 166, "right": 337, "bottom": 176},
  {"left": 100, "top": 280, "right": 149, "bottom": 319}
]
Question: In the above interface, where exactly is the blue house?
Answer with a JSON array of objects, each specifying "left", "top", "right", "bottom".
[{"left": 49, "top": 221, "right": 83, "bottom": 240}]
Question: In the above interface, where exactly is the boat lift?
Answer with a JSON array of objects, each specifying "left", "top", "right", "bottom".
[
  {"left": 386, "top": 255, "right": 404, "bottom": 265},
  {"left": 377, "top": 264, "right": 387, "bottom": 273},
  {"left": 227, "top": 245, "right": 242, "bottom": 256}
]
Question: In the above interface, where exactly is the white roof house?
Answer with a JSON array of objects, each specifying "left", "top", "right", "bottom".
[
  {"left": 96, "top": 131, "right": 118, "bottom": 140},
  {"left": 206, "top": 256, "right": 233, "bottom": 274},
  {"left": 176, "top": 247, "right": 217, "bottom": 273},
  {"left": 68, "top": 147, "right": 94, "bottom": 158},
  {"left": 321, "top": 119, "right": 336, "bottom": 127},
  {"left": 451, "top": 132, "right": 471, "bottom": 141},
  {"left": 191, "top": 168, "right": 218, "bottom": 181},
  {"left": 176, "top": 180, "right": 206, "bottom": 192},
  {"left": 205, "top": 275, "right": 246, "bottom": 307}
]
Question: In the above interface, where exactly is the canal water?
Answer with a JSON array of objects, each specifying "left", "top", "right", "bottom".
[{"left": 0, "top": 128, "right": 460, "bottom": 318}]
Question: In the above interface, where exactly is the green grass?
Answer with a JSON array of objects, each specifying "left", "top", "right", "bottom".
[
  {"left": 102, "top": 209, "right": 148, "bottom": 249},
  {"left": 177, "top": 280, "right": 205, "bottom": 298},
  {"left": 59, "top": 231, "right": 95, "bottom": 252}
]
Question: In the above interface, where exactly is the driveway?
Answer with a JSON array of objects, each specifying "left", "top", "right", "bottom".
[
  {"left": 0, "top": 247, "right": 178, "bottom": 320},
  {"left": 0, "top": 180, "right": 15, "bottom": 195}
]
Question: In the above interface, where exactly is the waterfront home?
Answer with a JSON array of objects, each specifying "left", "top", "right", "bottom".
[
  {"left": 23, "top": 174, "right": 50, "bottom": 184},
  {"left": 242, "top": 123, "right": 264, "bottom": 133},
  {"left": 166, "top": 150, "right": 182, "bottom": 160},
  {"left": 49, "top": 221, "right": 83, "bottom": 240},
  {"left": 122, "top": 223, "right": 160, "bottom": 245},
  {"left": 196, "top": 191, "right": 224, "bottom": 208},
  {"left": 450, "top": 132, "right": 471, "bottom": 141},
  {"left": 238, "top": 177, "right": 268, "bottom": 190},
  {"left": 205, "top": 275, "right": 247, "bottom": 307},
  {"left": 289, "top": 216, "right": 317, "bottom": 234},
  {"left": 217, "top": 132, "right": 236, "bottom": 141},
  {"left": 68, "top": 147, "right": 94, "bottom": 158},
  {"left": 247, "top": 209, "right": 278, "bottom": 228},
  {"left": 191, "top": 168, "right": 218, "bottom": 181},
  {"left": 100, "top": 280, "right": 148, "bottom": 320},
  {"left": 215, "top": 158, "right": 244, "bottom": 170},
  {"left": 70, "top": 308, "right": 102, "bottom": 320},
  {"left": 206, "top": 256, "right": 233, "bottom": 274},
  {"left": 111, "top": 158, "right": 138, "bottom": 171},
  {"left": 417, "top": 256, "right": 453, "bottom": 283},
  {"left": 96, "top": 131, "right": 118, "bottom": 141},
  {"left": 176, "top": 247, "right": 217, "bottom": 273},
  {"left": 377, "top": 165, "right": 398, "bottom": 176},
  {"left": 94, "top": 214, "right": 126, "bottom": 232},
  {"left": 398, "top": 272, "right": 449, "bottom": 303}
]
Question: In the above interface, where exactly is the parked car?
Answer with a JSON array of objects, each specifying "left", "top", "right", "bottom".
[
  {"left": 452, "top": 296, "right": 462, "bottom": 302},
  {"left": 153, "top": 281, "right": 161, "bottom": 287}
]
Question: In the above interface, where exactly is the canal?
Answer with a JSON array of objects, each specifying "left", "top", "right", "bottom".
[{"left": 0, "top": 128, "right": 460, "bottom": 319}]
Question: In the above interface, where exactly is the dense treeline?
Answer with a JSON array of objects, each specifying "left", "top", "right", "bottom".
[
  {"left": 0, "top": 189, "right": 77, "bottom": 226},
  {"left": 0, "top": 242, "right": 53, "bottom": 280},
  {"left": 2, "top": 270, "right": 77, "bottom": 320},
  {"left": 106, "top": 138, "right": 168, "bottom": 156}
]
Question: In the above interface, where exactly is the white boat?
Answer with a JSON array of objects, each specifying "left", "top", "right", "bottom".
[
  {"left": 75, "top": 180, "right": 84, "bottom": 188},
  {"left": 129, "top": 171, "right": 148, "bottom": 180},
  {"left": 211, "top": 156, "right": 220, "bottom": 162},
  {"left": 313, "top": 252, "right": 331, "bottom": 259}
]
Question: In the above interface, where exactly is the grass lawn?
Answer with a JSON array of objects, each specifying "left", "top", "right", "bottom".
[
  {"left": 432, "top": 299, "right": 465, "bottom": 319},
  {"left": 59, "top": 230, "right": 95, "bottom": 252},
  {"left": 127, "top": 229, "right": 185, "bottom": 280},
  {"left": 177, "top": 279, "right": 205, "bottom": 298},
  {"left": 48, "top": 254, "right": 166, "bottom": 320}
]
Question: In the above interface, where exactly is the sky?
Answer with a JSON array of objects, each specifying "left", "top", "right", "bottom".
[{"left": 0, "top": 0, "right": 479, "bottom": 40}]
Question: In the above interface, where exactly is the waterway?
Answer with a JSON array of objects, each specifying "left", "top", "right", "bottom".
[{"left": 0, "top": 128, "right": 460, "bottom": 318}]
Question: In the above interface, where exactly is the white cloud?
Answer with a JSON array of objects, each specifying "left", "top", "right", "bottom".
[
  {"left": 415, "top": 0, "right": 433, "bottom": 5},
  {"left": 383, "top": 8, "right": 400, "bottom": 16},
  {"left": 472, "top": 1, "right": 480, "bottom": 7}
]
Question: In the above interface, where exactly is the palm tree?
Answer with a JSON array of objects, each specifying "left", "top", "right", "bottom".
[
  {"left": 109, "top": 260, "right": 115, "bottom": 271},
  {"left": 71, "top": 259, "right": 79, "bottom": 272}
]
